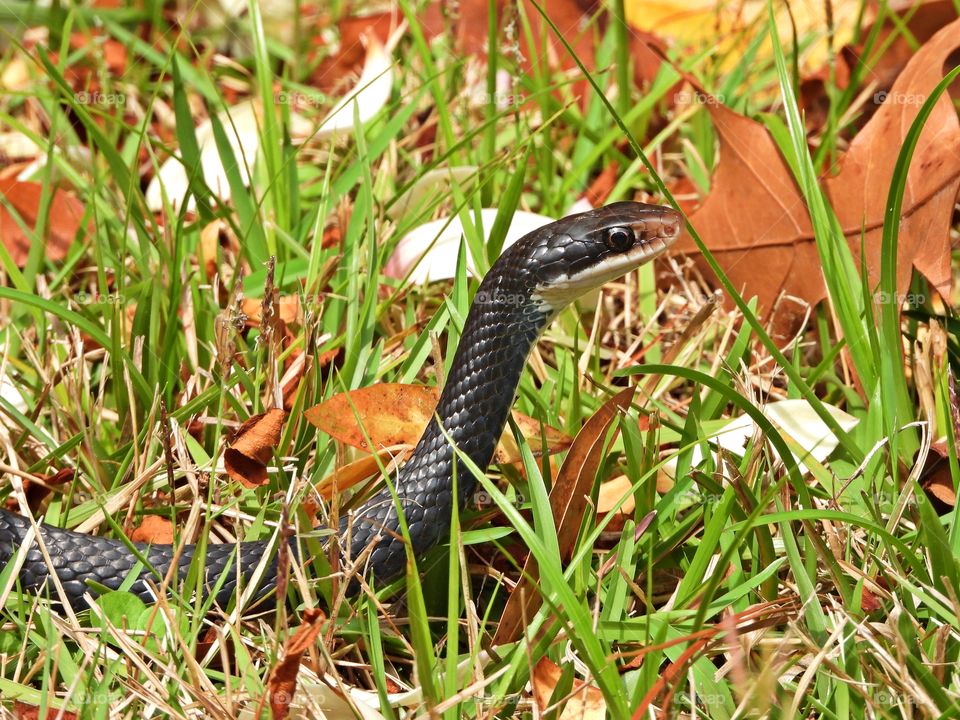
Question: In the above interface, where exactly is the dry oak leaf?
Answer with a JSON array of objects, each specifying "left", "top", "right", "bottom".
[
  {"left": 0, "top": 178, "right": 87, "bottom": 266},
  {"left": 305, "top": 383, "right": 572, "bottom": 464},
  {"left": 532, "top": 657, "right": 606, "bottom": 720},
  {"left": 823, "top": 16, "right": 960, "bottom": 303},
  {"left": 672, "top": 99, "right": 821, "bottom": 337},
  {"left": 850, "top": 1, "right": 959, "bottom": 96},
  {"left": 224, "top": 408, "right": 286, "bottom": 488},
  {"left": 674, "top": 18, "right": 960, "bottom": 337}
]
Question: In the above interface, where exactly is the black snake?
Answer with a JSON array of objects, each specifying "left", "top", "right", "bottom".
[{"left": 0, "top": 202, "right": 682, "bottom": 610}]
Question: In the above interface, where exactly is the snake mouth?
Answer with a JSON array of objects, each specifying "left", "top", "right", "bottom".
[
  {"left": 632, "top": 209, "right": 683, "bottom": 255},
  {"left": 532, "top": 205, "right": 685, "bottom": 311}
]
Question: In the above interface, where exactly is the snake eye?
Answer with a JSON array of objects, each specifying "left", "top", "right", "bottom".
[{"left": 605, "top": 226, "right": 634, "bottom": 252}]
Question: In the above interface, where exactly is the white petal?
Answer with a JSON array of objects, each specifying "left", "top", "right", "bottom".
[
  {"left": 384, "top": 209, "right": 554, "bottom": 284},
  {"left": 316, "top": 37, "right": 393, "bottom": 141},
  {"left": 146, "top": 100, "right": 261, "bottom": 213},
  {"left": 0, "top": 374, "right": 26, "bottom": 414},
  {"left": 387, "top": 166, "right": 479, "bottom": 221}
]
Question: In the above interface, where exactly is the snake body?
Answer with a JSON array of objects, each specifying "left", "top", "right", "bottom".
[{"left": 0, "top": 202, "right": 682, "bottom": 610}]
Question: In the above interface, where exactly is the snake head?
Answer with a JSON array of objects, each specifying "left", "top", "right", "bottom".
[{"left": 521, "top": 201, "right": 684, "bottom": 311}]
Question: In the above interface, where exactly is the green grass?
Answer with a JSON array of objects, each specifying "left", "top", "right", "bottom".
[{"left": 0, "top": 0, "right": 958, "bottom": 717}]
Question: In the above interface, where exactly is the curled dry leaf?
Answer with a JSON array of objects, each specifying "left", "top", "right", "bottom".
[
  {"left": 0, "top": 178, "right": 87, "bottom": 266},
  {"left": 387, "top": 165, "right": 478, "bottom": 221},
  {"left": 532, "top": 657, "right": 606, "bottom": 720},
  {"left": 267, "top": 608, "right": 326, "bottom": 720},
  {"left": 384, "top": 208, "right": 555, "bottom": 284},
  {"left": 130, "top": 515, "right": 175, "bottom": 544},
  {"left": 304, "top": 383, "right": 572, "bottom": 465},
  {"left": 315, "top": 35, "right": 393, "bottom": 141},
  {"left": 224, "top": 408, "right": 286, "bottom": 488},
  {"left": 494, "top": 385, "right": 636, "bottom": 645}
]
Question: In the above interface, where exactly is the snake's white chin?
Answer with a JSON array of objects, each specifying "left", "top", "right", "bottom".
[{"left": 532, "top": 237, "right": 672, "bottom": 312}]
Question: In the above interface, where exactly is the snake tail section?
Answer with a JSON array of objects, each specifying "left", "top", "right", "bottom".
[{"left": 0, "top": 510, "right": 280, "bottom": 609}]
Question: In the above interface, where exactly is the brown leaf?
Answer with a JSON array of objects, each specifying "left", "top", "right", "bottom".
[
  {"left": 921, "top": 441, "right": 956, "bottom": 507},
  {"left": 314, "top": 446, "right": 412, "bottom": 501},
  {"left": 583, "top": 160, "right": 619, "bottom": 207},
  {"left": 224, "top": 408, "right": 286, "bottom": 488},
  {"left": 130, "top": 515, "right": 175, "bottom": 544},
  {"left": 824, "top": 17, "right": 960, "bottom": 304},
  {"left": 494, "top": 385, "right": 636, "bottom": 645},
  {"left": 674, "top": 20, "right": 960, "bottom": 337},
  {"left": 267, "top": 608, "right": 326, "bottom": 720},
  {"left": 304, "top": 383, "right": 572, "bottom": 463},
  {"left": 281, "top": 353, "right": 311, "bottom": 411},
  {"left": 596, "top": 474, "right": 635, "bottom": 532},
  {"left": 672, "top": 99, "right": 821, "bottom": 337},
  {"left": 851, "top": 1, "right": 958, "bottom": 99},
  {"left": 241, "top": 295, "right": 302, "bottom": 326},
  {"left": 13, "top": 701, "right": 79, "bottom": 720},
  {"left": 0, "top": 178, "right": 87, "bottom": 266},
  {"left": 5, "top": 468, "right": 75, "bottom": 513},
  {"left": 532, "top": 657, "right": 606, "bottom": 720},
  {"left": 860, "top": 585, "right": 882, "bottom": 613},
  {"left": 312, "top": 11, "right": 397, "bottom": 92}
]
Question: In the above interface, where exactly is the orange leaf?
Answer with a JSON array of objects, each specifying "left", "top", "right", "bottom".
[
  {"left": 494, "top": 385, "right": 636, "bottom": 645},
  {"left": 0, "top": 178, "right": 86, "bottom": 266},
  {"left": 314, "top": 445, "right": 412, "bottom": 501},
  {"left": 532, "top": 657, "right": 606, "bottom": 720},
  {"left": 305, "top": 383, "right": 571, "bottom": 463},
  {"left": 13, "top": 701, "right": 79, "bottom": 720},
  {"left": 224, "top": 408, "right": 286, "bottom": 488},
  {"left": 241, "top": 295, "right": 302, "bottom": 326},
  {"left": 281, "top": 352, "right": 312, "bottom": 412},
  {"left": 131, "top": 515, "right": 174, "bottom": 544}
]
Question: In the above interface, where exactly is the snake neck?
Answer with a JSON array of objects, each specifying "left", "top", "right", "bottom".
[
  {"left": 343, "top": 270, "right": 551, "bottom": 580},
  {"left": 402, "top": 274, "right": 550, "bottom": 505}
]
